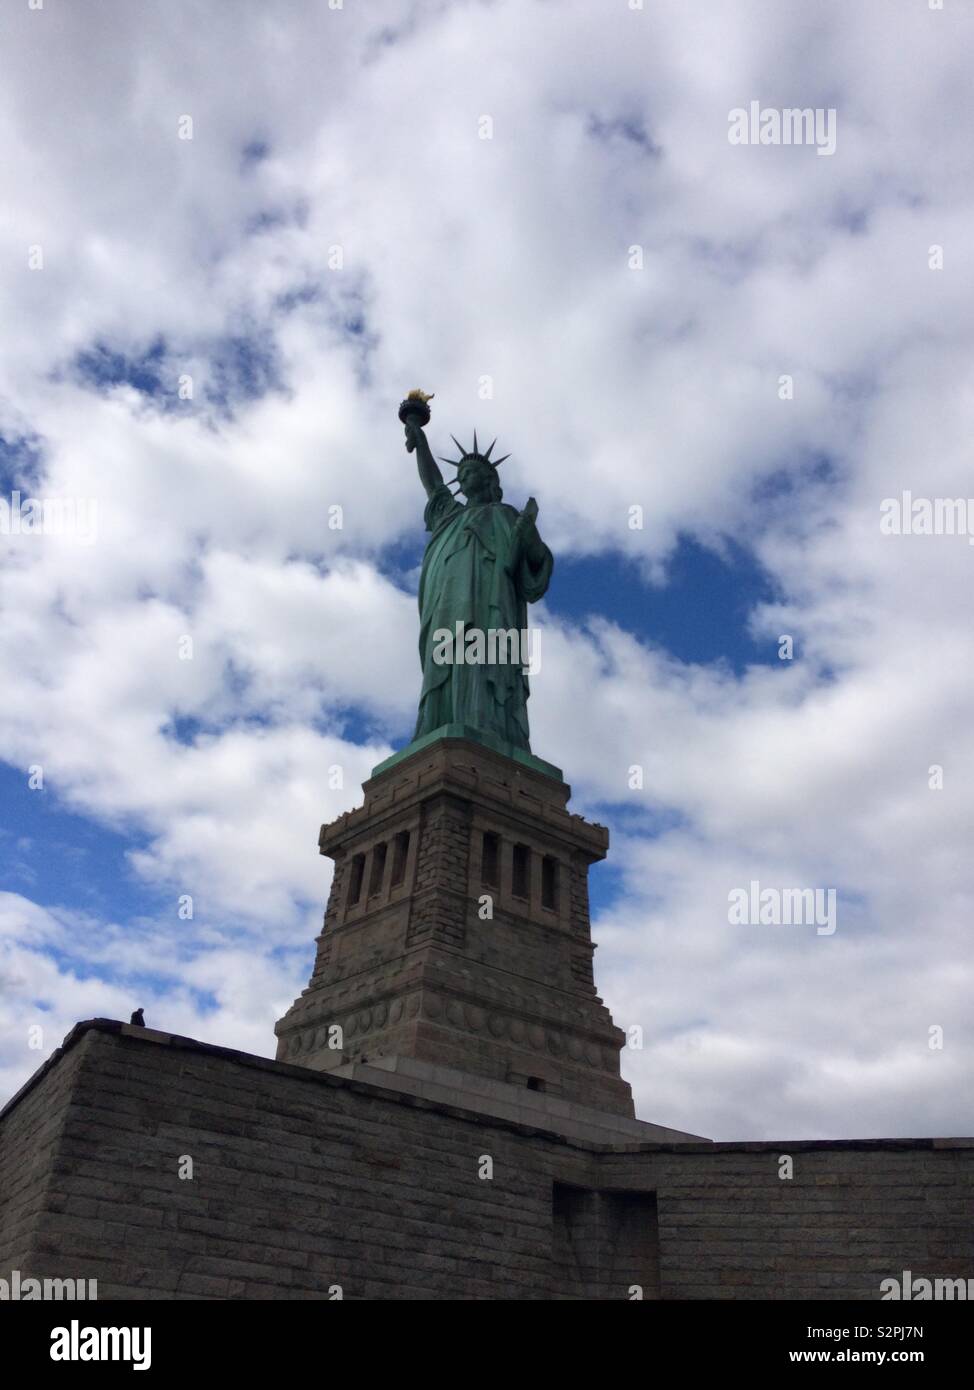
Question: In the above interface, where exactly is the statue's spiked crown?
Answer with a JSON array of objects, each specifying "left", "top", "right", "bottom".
[{"left": 439, "top": 431, "right": 509, "bottom": 472}]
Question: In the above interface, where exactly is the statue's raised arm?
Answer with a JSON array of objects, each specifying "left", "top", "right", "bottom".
[
  {"left": 403, "top": 416, "right": 444, "bottom": 498},
  {"left": 399, "top": 390, "right": 443, "bottom": 498}
]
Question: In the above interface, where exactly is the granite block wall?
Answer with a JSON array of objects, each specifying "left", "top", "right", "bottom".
[{"left": 1, "top": 1021, "right": 970, "bottom": 1301}]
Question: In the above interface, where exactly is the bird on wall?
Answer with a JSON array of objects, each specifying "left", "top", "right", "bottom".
[{"left": 129, "top": 1008, "right": 145, "bottom": 1027}]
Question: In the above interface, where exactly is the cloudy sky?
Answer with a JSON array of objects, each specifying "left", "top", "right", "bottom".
[{"left": 1, "top": 0, "right": 971, "bottom": 1141}]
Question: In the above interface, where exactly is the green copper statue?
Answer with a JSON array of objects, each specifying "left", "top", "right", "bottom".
[{"left": 399, "top": 392, "right": 553, "bottom": 753}]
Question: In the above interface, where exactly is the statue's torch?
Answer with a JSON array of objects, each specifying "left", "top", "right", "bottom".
[{"left": 398, "top": 389, "right": 434, "bottom": 452}]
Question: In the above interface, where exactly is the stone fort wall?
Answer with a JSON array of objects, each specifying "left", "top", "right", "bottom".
[{"left": 1, "top": 1021, "right": 970, "bottom": 1300}]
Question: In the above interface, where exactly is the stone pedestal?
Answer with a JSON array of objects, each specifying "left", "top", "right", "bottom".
[{"left": 275, "top": 734, "right": 635, "bottom": 1116}]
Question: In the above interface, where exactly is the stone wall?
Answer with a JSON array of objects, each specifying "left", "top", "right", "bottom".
[
  {"left": 0, "top": 1035, "right": 86, "bottom": 1276},
  {"left": 1, "top": 1021, "right": 971, "bottom": 1300},
  {"left": 600, "top": 1143, "right": 973, "bottom": 1300}
]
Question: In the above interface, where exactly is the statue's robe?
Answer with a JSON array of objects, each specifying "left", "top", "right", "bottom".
[{"left": 415, "top": 484, "right": 553, "bottom": 750}]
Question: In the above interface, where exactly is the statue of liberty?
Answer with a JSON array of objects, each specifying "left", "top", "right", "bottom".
[{"left": 399, "top": 392, "right": 553, "bottom": 754}]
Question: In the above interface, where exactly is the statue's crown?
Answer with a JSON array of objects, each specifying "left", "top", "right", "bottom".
[{"left": 439, "top": 431, "right": 509, "bottom": 471}]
